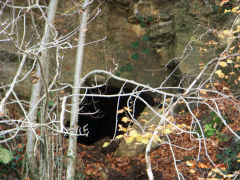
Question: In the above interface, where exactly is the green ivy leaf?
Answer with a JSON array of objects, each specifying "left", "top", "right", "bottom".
[
  {"left": 140, "top": 22, "right": 146, "bottom": 28},
  {"left": 0, "top": 146, "right": 13, "bottom": 164},
  {"left": 132, "top": 53, "right": 139, "bottom": 61},
  {"left": 126, "top": 63, "right": 133, "bottom": 72},
  {"left": 147, "top": 16, "right": 153, "bottom": 23},
  {"left": 216, "top": 154, "right": 222, "bottom": 159},
  {"left": 142, "top": 48, "right": 150, "bottom": 54},
  {"left": 48, "top": 101, "right": 54, "bottom": 107},
  {"left": 205, "top": 124, "right": 212, "bottom": 130},
  {"left": 37, "top": 111, "right": 41, "bottom": 119},
  {"left": 206, "top": 130, "right": 214, "bottom": 137},
  {"left": 115, "top": 72, "right": 121, "bottom": 77},
  {"left": 142, "top": 34, "right": 150, "bottom": 41},
  {"left": 138, "top": 14, "right": 144, "bottom": 22},
  {"left": 120, "top": 66, "right": 125, "bottom": 72},
  {"left": 132, "top": 41, "right": 139, "bottom": 48}
]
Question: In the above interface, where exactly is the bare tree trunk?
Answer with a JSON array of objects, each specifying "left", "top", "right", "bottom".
[
  {"left": 66, "top": 1, "right": 90, "bottom": 179},
  {"left": 26, "top": 0, "right": 58, "bottom": 179}
]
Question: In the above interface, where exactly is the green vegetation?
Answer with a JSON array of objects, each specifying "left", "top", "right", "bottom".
[
  {"left": 203, "top": 112, "right": 230, "bottom": 142},
  {"left": 116, "top": 14, "right": 152, "bottom": 76}
]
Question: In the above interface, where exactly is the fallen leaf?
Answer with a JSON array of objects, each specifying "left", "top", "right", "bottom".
[
  {"left": 200, "top": 89, "right": 207, "bottom": 95},
  {"left": 200, "top": 47, "right": 207, "bottom": 52},
  {"left": 186, "top": 161, "right": 194, "bottom": 167},
  {"left": 215, "top": 69, "right": 225, "bottom": 78},
  {"left": 189, "top": 169, "right": 195, "bottom": 174},
  {"left": 125, "top": 136, "right": 135, "bottom": 144},
  {"left": 205, "top": 40, "right": 217, "bottom": 45},
  {"left": 219, "top": 61, "right": 227, "bottom": 67},
  {"left": 140, "top": 138, "right": 149, "bottom": 144},
  {"left": 222, "top": 30, "right": 232, "bottom": 37},
  {"left": 103, "top": 142, "right": 110, "bottom": 148}
]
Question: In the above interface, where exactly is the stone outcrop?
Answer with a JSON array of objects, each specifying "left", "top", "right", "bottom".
[{"left": 0, "top": 0, "right": 239, "bottom": 157}]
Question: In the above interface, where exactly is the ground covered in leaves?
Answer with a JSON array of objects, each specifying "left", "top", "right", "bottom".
[{"left": 1, "top": 83, "right": 240, "bottom": 180}]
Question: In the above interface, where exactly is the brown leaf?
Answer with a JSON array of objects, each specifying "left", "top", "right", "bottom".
[{"left": 32, "top": 79, "right": 38, "bottom": 84}]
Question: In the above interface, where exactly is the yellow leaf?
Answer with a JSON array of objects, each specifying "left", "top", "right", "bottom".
[
  {"left": 121, "top": 117, "right": 132, "bottom": 123},
  {"left": 158, "top": 107, "right": 165, "bottom": 112},
  {"left": 167, "top": 116, "right": 174, "bottom": 122},
  {"left": 135, "top": 135, "right": 142, "bottom": 142},
  {"left": 116, "top": 135, "right": 124, "bottom": 139},
  {"left": 129, "top": 130, "right": 139, "bottom": 137},
  {"left": 237, "top": 56, "right": 240, "bottom": 62},
  {"left": 103, "top": 142, "right": 110, "bottom": 148},
  {"left": 224, "top": 9, "right": 231, "bottom": 13},
  {"left": 232, "top": 6, "right": 240, "bottom": 13},
  {"left": 219, "top": 61, "right": 227, "bottom": 67},
  {"left": 235, "top": 26, "right": 240, "bottom": 33},
  {"left": 186, "top": 161, "right": 194, "bottom": 167},
  {"left": 200, "top": 47, "right": 207, "bottom": 52},
  {"left": 140, "top": 138, "right": 149, "bottom": 144},
  {"left": 205, "top": 40, "right": 217, "bottom": 45},
  {"left": 227, "top": 59, "right": 233, "bottom": 63},
  {"left": 218, "top": 33, "right": 225, "bottom": 39},
  {"left": 200, "top": 89, "right": 207, "bottom": 95},
  {"left": 123, "top": 107, "right": 132, "bottom": 112},
  {"left": 125, "top": 136, "right": 135, "bottom": 144},
  {"left": 189, "top": 169, "right": 195, "bottom": 174},
  {"left": 215, "top": 69, "right": 225, "bottom": 78},
  {"left": 222, "top": 30, "right": 232, "bottom": 37},
  {"left": 162, "top": 128, "right": 172, "bottom": 134},
  {"left": 117, "top": 109, "right": 124, "bottom": 114},
  {"left": 140, "top": 112, "right": 148, "bottom": 115},
  {"left": 153, "top": 135, "right": 162, "bottom": 143},
  {"left": 142, "top": 132, "right": 153, "bottom": 138},
  {"left": 118, "top": 124, "right": 127, "bottom": 132}
]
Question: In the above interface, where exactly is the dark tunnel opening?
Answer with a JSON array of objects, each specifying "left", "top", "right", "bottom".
[{"left": 75, "top": 85, "right": 155, "bottom": 145}]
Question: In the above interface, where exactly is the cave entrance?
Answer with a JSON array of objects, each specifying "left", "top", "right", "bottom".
[{"left": 77, "top": 85, "right": 154, "bottom": 145}]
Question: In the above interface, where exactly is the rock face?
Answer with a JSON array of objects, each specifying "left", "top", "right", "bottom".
[
  {"left": 1, "top": 0, "right": 236, "bottom": 99},
  {"left": 0, "top": 0, "right": 238, "bottom": 156}
]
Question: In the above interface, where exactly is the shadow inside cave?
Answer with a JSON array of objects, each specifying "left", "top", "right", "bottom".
[{"left": 74, "top": 85, "right": 155, "bottom": 145}]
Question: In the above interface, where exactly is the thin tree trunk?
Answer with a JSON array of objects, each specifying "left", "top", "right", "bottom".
[
  {"left": 66, "top": 1, "right": 90, "bottom": 179},
  {"left": 26, "top": 0, "right": 58, "bottom": 179},
  {"left": 39, "top": 0, "right": 58, "bottom": 179}
]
